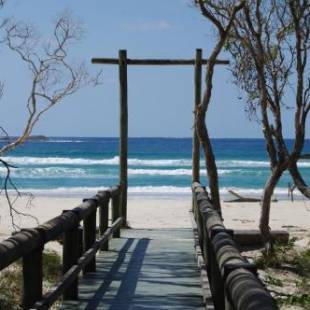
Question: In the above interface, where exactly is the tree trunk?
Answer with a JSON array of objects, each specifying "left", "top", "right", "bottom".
[
  {"left": 259, "top": 167, "right": 283, "bottom": 248},
  {"left": 194, "top": 0, "right": 244, "bottom": 214},
  {"left": 289, "top": 162, "right": 310, "bottom": 199},
  {"left": 196, "top": 108, "right": 221, "bottom": 212}
]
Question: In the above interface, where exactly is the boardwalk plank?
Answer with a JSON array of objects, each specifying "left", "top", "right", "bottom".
[{"left": 61, "top": 229, "right": 205, "bottom": 309}]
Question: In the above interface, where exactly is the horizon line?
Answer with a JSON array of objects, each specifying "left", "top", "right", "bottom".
[{"left": 27, "top": 135, "right": 308, "bottom": 140}]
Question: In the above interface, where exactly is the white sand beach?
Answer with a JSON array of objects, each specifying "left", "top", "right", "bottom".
[
  {"left": 0, "top": 195, "right": 309, "bottom": 307},
  {"left": 0, "top": 196, "right": 309, "bottom": 243}
]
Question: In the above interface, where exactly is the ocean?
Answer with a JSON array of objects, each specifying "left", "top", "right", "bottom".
[{"left": 1, "top": 137, "right": 310, "bottom": 199}]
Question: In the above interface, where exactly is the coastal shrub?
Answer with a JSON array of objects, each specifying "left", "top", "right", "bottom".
[
  {"left": 278, "top": 294, "right": 310, "bottom": 309},
  {"left": 264, "top": 274, "right": 283, "bottom": 287},
  {"left": 254, "top": 238, "right": 296, "bottom": 269},
  {"left": 0, "top": 250, "right": 61, "bottom": 308},
  {"left": 0, "top": 264, "right": 22, "bottom": 309},
  {"left": 255, "top": 240, "right": 310, "bottom": 278},
  {"left": 43, "top": 250, "right": 62, "bottom": 283},
  {"left": 293, "top": 248, "right": 310, "bottom": 277},
  {"left": 254, "top": 238, "right": 310, "bottom": 308}
]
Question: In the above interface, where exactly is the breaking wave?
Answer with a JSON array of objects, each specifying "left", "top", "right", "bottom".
[
  {"left": 4, "top": 156, "right": 310, "bottom": 168},
  {"left": 10, "top": 186, "right": 300, "bottom": 199}
]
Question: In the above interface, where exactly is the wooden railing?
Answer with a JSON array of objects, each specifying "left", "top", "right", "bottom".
[
  {"left": 0, "top": 185, "right": 122, "bottom": 310},
  {"left": 192, "top": 182, "right": 279, "bottom": 310}
]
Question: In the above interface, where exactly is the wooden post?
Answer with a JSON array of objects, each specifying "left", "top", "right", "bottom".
[
  {"left": 119, "top": 49, "right": 128, "bottom": 227},
  {"left": 62, "top": 212, "right": 79, "bottom": 300},
  {"left": 112, "top": 193, "right": 121, "bottom": 238},
  {"left": 78, "top": 225, "right": 83, "bottom": 257},
  {"left": 83, "top": 209, "right": 97, "bottom": 273},
  {"left": 99, "top": 198, "right": 110, "bottom": 250},
  {"left": 192, "top": 49, "right": 202, "bottom": 184},
  {"left": 22, "top": 246, "right": 43, "bottom": 309}
]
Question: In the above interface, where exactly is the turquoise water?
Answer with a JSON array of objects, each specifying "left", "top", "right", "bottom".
[{"left": 1, "top": 137, "right": 310, "bottom": 198}]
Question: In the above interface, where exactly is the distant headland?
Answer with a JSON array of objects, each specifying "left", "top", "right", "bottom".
[{"left": 0, "top": 135, "right": 49, "bottom": 141}]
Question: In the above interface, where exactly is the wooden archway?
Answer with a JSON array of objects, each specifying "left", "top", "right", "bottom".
[{"left": 92, "top": 50, "right": 228, "bottom": 225}]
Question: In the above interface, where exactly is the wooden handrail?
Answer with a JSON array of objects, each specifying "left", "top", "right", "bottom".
[
  {"left": 0, "top": 185, "right": 122, "bottom": 309},
  {"left": 33, "top": 217, "right": 123, "bottom": 309},
  {"left": 0, "top": 228, "right": 42, "bottom": 270},
  {"left": 192, "top": 182, "right": 278, "bottom": 310}
]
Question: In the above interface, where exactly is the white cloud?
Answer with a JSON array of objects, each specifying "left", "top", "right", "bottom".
[{"left": 122, "top": 20, "right": 173, "bottom": 31}]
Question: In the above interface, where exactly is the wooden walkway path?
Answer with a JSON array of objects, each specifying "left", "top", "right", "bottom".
[{"left": 61, "top": 228, "right": 205, "bottom": 309}]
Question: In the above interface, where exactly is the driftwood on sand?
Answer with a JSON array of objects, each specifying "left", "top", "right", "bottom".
[{"left": 224, "top": 190, "right": 278, "bottom": 203}]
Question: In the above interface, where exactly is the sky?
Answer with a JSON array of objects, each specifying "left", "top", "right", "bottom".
[{"left": 0, "top": 0, "right": 308, "bottom": 138}]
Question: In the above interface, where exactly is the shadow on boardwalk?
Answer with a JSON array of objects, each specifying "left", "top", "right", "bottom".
[{"left": 62, "top": 229, "right": 204, "bottom": 309}]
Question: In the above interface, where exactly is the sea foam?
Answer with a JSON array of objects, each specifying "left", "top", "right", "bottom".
[
  {"left": 11, "top": 186, "right": 301, "bottom": 199},
  {"left": 4, "top": 156, "right": 310, "bottom": 168},
  {"left": 0, "top": 166, "right": 256, "bottom": 179}
]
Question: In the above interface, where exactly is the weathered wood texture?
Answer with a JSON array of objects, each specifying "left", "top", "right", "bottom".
[
  {"left": 119, "top": 49, "right": 128, "bottom": 227},
  {"left": 0, "top": 228, "right": 42, "bottom": 270},
  {"left": 62, "top": 220, "right": 79, "bottom": 300},
  {"left": 61, "top": 228, "right": 205, "bottom": 309},
  {"left": 192, "top": 182, "right": 278, "bottom": 310},
  {"left": 83, "top": 207, "right": 97, "bottom": 273},
  {"left": 22, "top": 241, "right": 43, "bottom": 309},
  {"left": 111, "top": 186, "right": 121, "bottom": 238},
  {"left": 192, "top": 49, "right": 202, "bottom": 184},
  {"left": 224, "top": 189, "right": 278, "bottom": 203},
  {"left": 189, "top": 210, "right": 215, "bottom": 309},
  {"left": 33, "top": 218, "right": 122, "bottom": 310},
  {"left": 98, "top": 191, "right": 110, "bottom": 251},
  {"left": 0, "top": 186, "right": 121, "bottom": 310},
  {"left": 92, "top": 57, "right": 229, "bottom": 65}
]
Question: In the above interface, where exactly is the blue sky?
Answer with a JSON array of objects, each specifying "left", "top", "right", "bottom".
[{"left": 0, "top": 0, "right": 307, "bottom": 138}]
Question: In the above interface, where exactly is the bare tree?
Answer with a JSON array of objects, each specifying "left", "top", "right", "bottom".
[
  {"left": 286, "top": 1, "right": 310, "bottom": 199},
  {"left": 289, "top": 163, "right": 310, "bottom": 198},
  {"left": 197, "top": 0, "right": 309, "bottom": 248},
  {"left": 0, "top": 11, "right": 101, "bottom": 228},
  {"left": 194, "top": 0, "right": 245, "bottom": 213},
  {"left": 231, "top": 1, "right": 309, "bottom": 248},
  {"left": 1, "top": 13, "right": 101, "bottom": 154},
  {"left": 0, "top": 1, "right": 7, "bottom": 107}
]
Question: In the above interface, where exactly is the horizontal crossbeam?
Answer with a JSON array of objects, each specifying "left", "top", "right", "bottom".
[{"left": 91, "top": 57, "right": 229, "bottom": 65}]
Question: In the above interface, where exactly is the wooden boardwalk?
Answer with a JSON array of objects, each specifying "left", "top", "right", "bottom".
[{"left": 61, "top": 228, "right": 205, "bottom": 309}]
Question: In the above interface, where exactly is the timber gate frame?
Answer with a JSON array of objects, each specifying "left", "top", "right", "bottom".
[{"left": 92, "top": 49, "right": 229, "bottom": 225}]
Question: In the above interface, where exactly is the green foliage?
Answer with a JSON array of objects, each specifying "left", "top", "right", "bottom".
[
  {"left": 278, "top": 294, "right": 310, "bottom": 309},
  {"left": 0, "top": 264, "right": 22, "bottom": 309},
  {"left": 259, "top": 240, "right": 310, "bottom": 272},
  {"left": 293, "top": 248, "right": 310, "bottom": 277},
  {"left": 264, "top": 274, "right": 283, "bottom": 287},
  {"left": 254, "top": 238, "right": 297, "bottom": 269},
  {"left": 298, "top": 277, "right": 310, "bottom": 294},
  {"left": 0, "top": 250, "right": 61, "bottom": 308},
  {"left": 254, "top": 238, "right": 310, "bottom": 308},
  {"left": 43, "top": 250, "right": 62, "bottom": 282}
]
